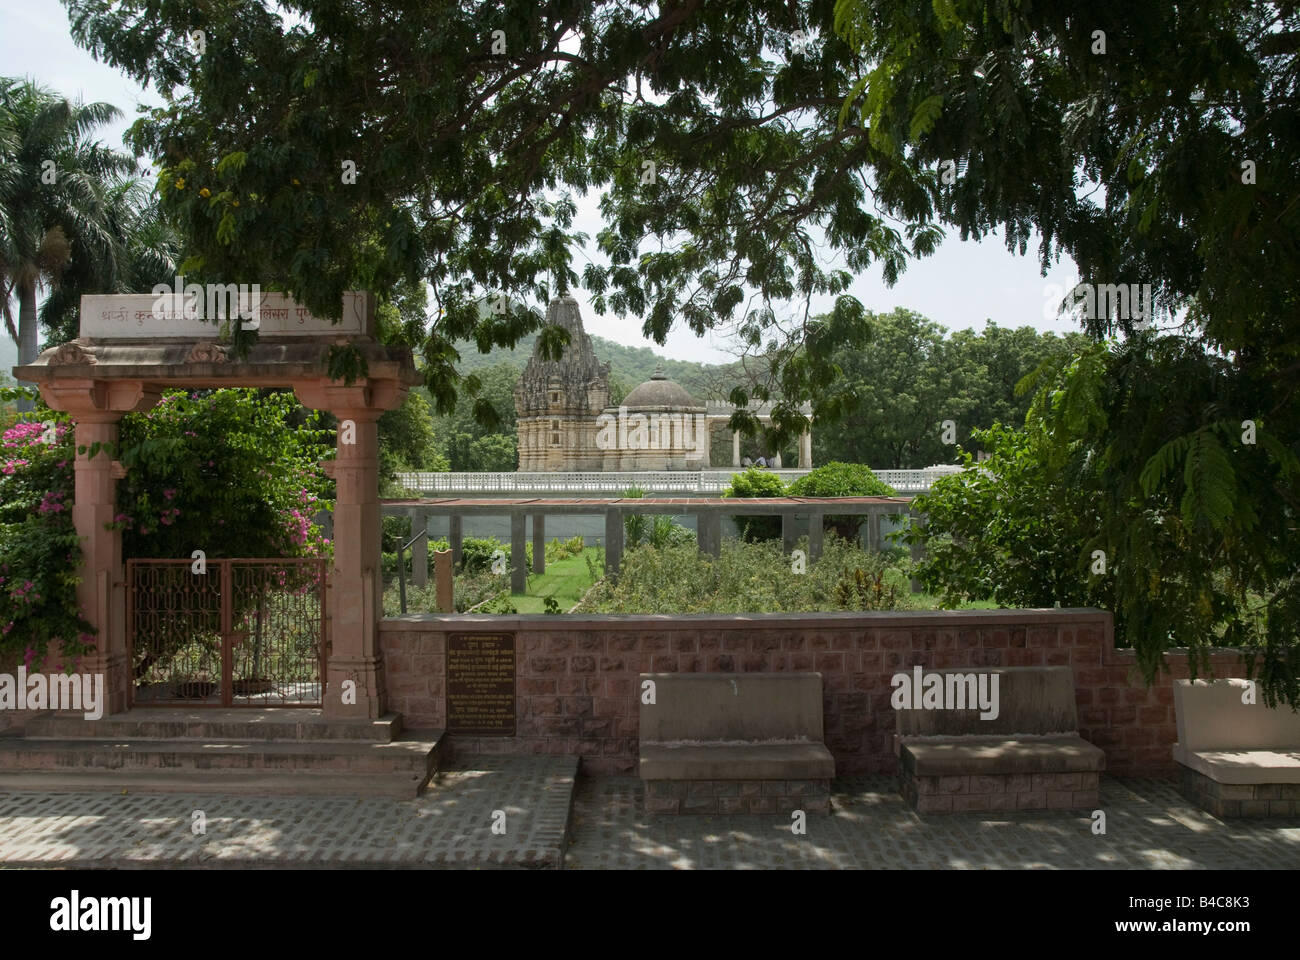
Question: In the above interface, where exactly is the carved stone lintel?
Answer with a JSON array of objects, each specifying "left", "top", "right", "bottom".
[
  {"left": 48, "top": 341, "right": 96, "bottom": 366},
  {"left": 185, "top": 341, "right": 227, "bottom": 364}
]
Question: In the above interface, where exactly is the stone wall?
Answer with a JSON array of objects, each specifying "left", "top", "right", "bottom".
[{"left": 379, "top": 610, "right": 1249, "bottom": 777}]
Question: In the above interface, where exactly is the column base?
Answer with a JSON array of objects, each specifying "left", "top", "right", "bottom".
[
  {"left": 323, "top": 656, "right": 388, "bottom": 719},
  {"left": 68, "top": 651, "right": 131, "bottom": 716}
]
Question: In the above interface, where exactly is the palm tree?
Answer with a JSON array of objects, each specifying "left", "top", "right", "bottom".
[
  {"left": 40, "top": 178, "right": 180, "bottom": 346},
  {"left": 0, "top": 78, "right": 136, "bottom": 408}
]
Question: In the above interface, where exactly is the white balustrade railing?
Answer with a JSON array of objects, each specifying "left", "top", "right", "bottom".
[{"left": 392, "top": 465, "right": 964, "bottom": 496}]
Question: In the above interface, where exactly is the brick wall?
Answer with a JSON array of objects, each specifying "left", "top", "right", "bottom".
[{"left": 379, "top": 610, "right": 1248, "bottom": 777}]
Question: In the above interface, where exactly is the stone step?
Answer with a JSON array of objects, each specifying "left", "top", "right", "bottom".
[
  {"left": 0, "top": 770, "right": 432, "bottom": 799},
  {"left": 25, "top": 708, "right": 403, "bottom": 743},
  {"left": 0, "top": 732, "right": 443, "bottom": 798}
]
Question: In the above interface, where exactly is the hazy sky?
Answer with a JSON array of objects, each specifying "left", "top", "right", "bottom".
[{"left": 4, "top": 0, "right": 1087, "bottom": 367}]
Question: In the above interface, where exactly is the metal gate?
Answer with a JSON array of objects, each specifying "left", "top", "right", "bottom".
[{"left": 127, "top": 558, "right": 326, "bottom": 707}]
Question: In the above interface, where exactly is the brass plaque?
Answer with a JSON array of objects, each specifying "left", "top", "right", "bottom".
[{"left": 446, "top": 634, "right": 516, "bottom": 735}]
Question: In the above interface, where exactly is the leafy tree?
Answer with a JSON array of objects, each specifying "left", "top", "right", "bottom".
[
  {"left": 947, "top": 323, "right": 1091, "bottom": 448},
  {"left": 905, "top": 423, "right": 1106, "bottom": 609},
  {"left": 379, "top": 390, "right": 447, "bottom": 492},
  {"left": 815, "top": 309, "right": 981, "bottom": 468},
  {"left": 60, "top": 0, "right": 917, "bottom": 449},
  {"left": 830, "top": 0, "right": 1300, "bottom": 703}
]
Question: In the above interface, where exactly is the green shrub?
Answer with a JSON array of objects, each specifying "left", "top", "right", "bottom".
[
  {"left": 722, "top": 466, "right": 787, "bottom": 542},
  {"left": 574, "top": 534, "right": 911, "bottom": 614},
  {"left": 788, "top": 461, "right": 898, "bottom": 541}
]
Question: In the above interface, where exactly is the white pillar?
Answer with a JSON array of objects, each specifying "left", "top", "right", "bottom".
[{"left": 732, "top": 430, "right": 741, "bottom": 467}]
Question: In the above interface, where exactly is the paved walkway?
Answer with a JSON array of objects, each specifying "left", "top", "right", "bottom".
[
  {"left": 1, "top": 764, "right": 1297, "bottom": 869},
  {"left": 565, "top": 776, "right": 1300, "bottom": 869},
  {"left": 0, "top": 756, "right": 575, "bottom": 869}
]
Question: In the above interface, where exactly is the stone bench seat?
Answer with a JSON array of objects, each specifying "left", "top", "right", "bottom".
[
  {"left": 638, "top": 672, "right": 835, "bottom": 815},
  {"left": 1174, "top": 748, "right": 1300, "bottom": 785},
  {"left": 896, "top": 666, "right": 1104, "bottom": 814},
  {"left": 901, "top": 735, "right": 1105, "bottom": 778},
  {"left": 1173, "top": 679, "right": 1300, "bottom": 817}
]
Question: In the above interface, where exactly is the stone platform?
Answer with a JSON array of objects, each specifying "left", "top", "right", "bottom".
[
  {"left": 1179, "top": 766, "right": 1300, "bottom": 818},
  {"left": 0, "top": 708, "right": 442, "bottom": 799},
  {"left": 644, "top": 778, "right": 831, "bottom": 815},
  {"left": 900, "top": 769, "right": 1101, "bottom": 814}
]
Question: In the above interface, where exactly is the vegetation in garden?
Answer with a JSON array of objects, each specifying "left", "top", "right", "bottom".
[
  {"left": 0, "top": 391, "right": 91, "bottom": 665},
  {"left": 574, "top": 536, "right": 913, "bottom": 615},
  {"left": 381, "top": 535, "right": 596, "bottom": 615}
]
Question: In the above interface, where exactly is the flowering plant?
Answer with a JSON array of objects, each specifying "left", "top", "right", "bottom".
[{"left": 0, "top": 390, "right": 95, "bottom": 665}]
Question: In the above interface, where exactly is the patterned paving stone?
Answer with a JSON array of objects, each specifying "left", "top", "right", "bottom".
[
  {"left": 0, "top": 756, "right": 576, "bottom": 869},
  {"left": 4, "top": 770, "right": 1297, "bottom": 869},
  {"left": 562, "top": 775, "right": 1300, "bottom": 869}
]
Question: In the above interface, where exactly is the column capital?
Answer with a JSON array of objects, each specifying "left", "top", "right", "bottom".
[
  {"left": 294, "top": 378, "right": 409, "bottom": 415},
  {"left": 39, "top": 379, "right": 161, "bottom": 418}
]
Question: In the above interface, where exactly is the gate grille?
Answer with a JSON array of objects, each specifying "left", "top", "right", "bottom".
[{"left": 127, "top": 558, "right": 326, "bottom": 707}]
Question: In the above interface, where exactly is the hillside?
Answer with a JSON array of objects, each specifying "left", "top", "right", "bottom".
[{"left": 453, "top": 332, "right": 744, "bottom": 400}]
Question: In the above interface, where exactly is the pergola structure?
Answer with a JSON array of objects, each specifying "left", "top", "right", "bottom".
[
  {"left": 383, "top": 495, "right": 921, "bottom": 593},
  {"left": 702, "top": 400, "right": 814, "bottom": 468},
  {"left": 14, "top": 291, "right": 420, "bottom": 720}
]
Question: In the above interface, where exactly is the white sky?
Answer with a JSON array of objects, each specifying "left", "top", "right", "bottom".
[{"left": 3, "top": 0, "right": 1087, "bottom": 366}]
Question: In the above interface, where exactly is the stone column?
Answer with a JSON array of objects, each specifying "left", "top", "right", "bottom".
[
  {"left": 39, "top": 380, "right": 160, "bottom": 716},
  {"left": 732, "top": 430, "right": 741, "bottom": 467},
  {"left": 808, "top": 511, "right": 824, "bottom": 562},
  {"left": 532, "top": 513, "right": 546, "bottom": 574},
  {"left": 908, "top": 507, "right": 925, "bottom": 593},
  {"left": 510, "top": 512, "right": 527, "bottom": 594},
  {"left": 604, "top": 507, "right": 623, "bottom": 577},
  {"left": 798, "top": 430, "right": 812, "bottom": 469},
  {"left": 411, "top": 509, "right": 428, "bottom": 588},
  {"left": 296, "top": 380, "right": 408, "bottom": 720},
  {"left": 449, "top": 514, "right": 463, "bottom": 566},
  {"left": 699, "top": 512, "right": 722, "bottom": 558},
  {"left": 773, "top": 451, "right": 782, "bottom": 468}
]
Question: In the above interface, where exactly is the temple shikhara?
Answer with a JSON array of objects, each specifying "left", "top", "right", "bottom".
[{"left": 514, "top": 296, "right": 717, "bottom": 471}]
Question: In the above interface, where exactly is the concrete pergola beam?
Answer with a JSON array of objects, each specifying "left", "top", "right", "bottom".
[{"left": 383, "top": 496, "right": 915, "bottom": 580}]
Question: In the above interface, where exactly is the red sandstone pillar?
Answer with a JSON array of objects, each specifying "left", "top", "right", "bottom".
[
  {"left": 39, "top": 381, "right": 160, "bottom": 714},
  {"left": 297, "top": 382, "right": 407, "bottom": 719}
]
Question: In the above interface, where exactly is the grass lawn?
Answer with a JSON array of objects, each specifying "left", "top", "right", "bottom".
[{"left": 512, "top": 547, "right": 603, "bottom": 613}]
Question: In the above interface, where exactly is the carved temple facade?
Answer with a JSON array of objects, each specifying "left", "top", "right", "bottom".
[{"left": 514, "top": 296, "right": 811, "bottom": 472}]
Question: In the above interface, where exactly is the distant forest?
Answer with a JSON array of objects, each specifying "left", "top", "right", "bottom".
[{"left": 416, "top": 310, "right": 1089, "bottom": 473}]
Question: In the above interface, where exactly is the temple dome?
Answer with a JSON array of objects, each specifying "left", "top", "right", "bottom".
[{"left": 622, "top": 367, "right": 700, "bottom": 410}]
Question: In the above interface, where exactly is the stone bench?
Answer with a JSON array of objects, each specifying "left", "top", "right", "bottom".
[
  {"left": 638, "top": 672, "right": 836, "bottom": 815},
  {"left": 1173, "top": 679, "right": 1300, "bottom": 817},
  {"left": 895, "top": 665, "right": 1105, "bottom": 814}
]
